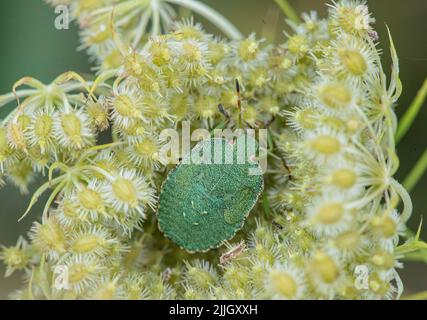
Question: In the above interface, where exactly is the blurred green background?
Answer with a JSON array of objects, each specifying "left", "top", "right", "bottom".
[{"left": 0, "top": 0, "right": 426, "bottom": 299}]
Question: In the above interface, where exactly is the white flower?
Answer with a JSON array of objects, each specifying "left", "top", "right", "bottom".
[
  {"left": 58, "top": 255, "right": 104, "bottom": 294},
  {"left": 102, "top": 170, "right": 156, "bottom": 218},
  {"left": 68, "top": 225, "right": 118, "bottom": 257},
  {"left": 264, "top": 263, "right": 306, "bottom": 300},
  {"left": 328, "top": 0, "right": 376, "bottom": 36},
  {"left": 231, "top": 33, "right": 267, "bottom": 71},
  {"left": 26, "top": 109, "right": 56, "bottom": 154},
  {"left": 71, "top": 180, "right": 106, "bottom": 220},
  {"left": 108, "top": 85, "right": 146, "bottom": 130},
  {"left": 306, "top": 250, "right": 345, "bottom": 298},
  {"left": 322, "top": 34, "right": 377, "bottom": 83},
  {"left": 306, "top": 193, "right": 353, "bottom": 236},
  {"left": 126, "top": 135, "right": 168, "bottom": 170},
  {"left": 302, "top": 127, "right": 350, "bottom": 164},
  {"left": 54, "top": 109, "right": 95, "bottom": 150}
]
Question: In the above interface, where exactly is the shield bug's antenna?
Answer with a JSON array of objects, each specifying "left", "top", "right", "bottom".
[
  {"left": 235, "top": 79, "right": 243, "bottom": 128},
  {"left": 217, "top": 79, "right": 243, "bottom": 127},
  {"left": 218, "top": 104, "right": 230, "bottom": 120}
]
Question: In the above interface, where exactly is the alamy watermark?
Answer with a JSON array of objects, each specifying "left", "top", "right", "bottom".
[
  {"left": 54, "top": 265, "right": 70, "bottom": 290},
  {"left": 354, "top": 264, "right": 370, "bottom": 290},
  {"left": 157, "top": 121, "right": 268, "bottom": 176},
  {"left": 54, "top": 5, "right": 70, "bottom": 30}
]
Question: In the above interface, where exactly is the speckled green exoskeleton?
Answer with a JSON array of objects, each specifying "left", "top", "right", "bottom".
[{"left": 157, "top": 134, "right": 264, "bottom": 252}]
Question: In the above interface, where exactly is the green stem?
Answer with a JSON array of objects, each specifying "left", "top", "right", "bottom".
[
  {"left": 403, "top": 249, "right": 427, "bottom": 263},
  {"left": 391, "top": 178, "right": 413, "bottom": 224},
  {"left": 18, "top": 176, "right": 64, "bottom": 222},
  {"left": 151, "top": 0, "right": 161, "bottom": 36},
  {"left": 403, "top": 148, "right": 427, "bottom": 193},
  {"left": 403, "top": 290, "right": 427, "bottom": 300},
  {"left": 76, "top": 141, "right": 125, "bottom": 165},
  {"left": 274, "top": 0, "right": 301, "bottom": 24},
  {"left": 81, "top": 165, "right": 115, "bottom": 181},
  {"left": 167, "top": 0, "right": 243, "bottom": 40},
  {"left": 396, "top": 78, "right": 427, "bottom": 143},
  {"left": 42, "top": 180, "right": 66, "bottom": 223},
  {"left": 0, "top": 90, "right": 36, "bottom": 108}
]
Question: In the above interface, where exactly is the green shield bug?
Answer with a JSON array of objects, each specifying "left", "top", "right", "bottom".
[{"left": 157, "top": 134, "right": 264, "bottom": 252}]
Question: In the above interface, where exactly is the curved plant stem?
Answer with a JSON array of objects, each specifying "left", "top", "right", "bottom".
[
  {"left": 274, "top": 0, "right": 301, "bottom": 24},
  {"left": 133, "top": 8, "right": 152, "bottom": 47},
  {"left": 42, "top": 180, "right": 66, "bottom": 223},
  {"left": 18, "top": 176, "right": 65, "bottom": 222},
  {"left": 403, "top": 290, "right": 427, "bottom": 300},
  {"left": 151, "top": 0, "right": 161, "bottom": 36},
  {"left": 396, "top": 78, "right": 427, "bottom": 143},
  {"left": 0, "top": 90, "right": 36, "bottom": 108},
  {"left": 167, "top": 0, "right": 243, "bottom": 40},
  {"left": 403, "top": 148, "right": 427, "bottom": 193},
  {"left": 391, "top": 178, "right": 413, "bottom": 224}
]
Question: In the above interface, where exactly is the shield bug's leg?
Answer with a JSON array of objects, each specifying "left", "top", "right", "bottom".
[
  {"left": 235, "top": 79, "right": 256, "bottom": 129},
  {"left": 220, "top": 241, "right": 246, "bottom": 265},
  {"left": 218, "top": 104, "right": 230, "bottom": 120},
  {"left": 264, "top": 115, "right": 276, "bottom": 128}
]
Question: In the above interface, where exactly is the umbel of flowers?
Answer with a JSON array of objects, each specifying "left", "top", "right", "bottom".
[{"left": 0, "top": 0, "right": 412, "bottom": 299}]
